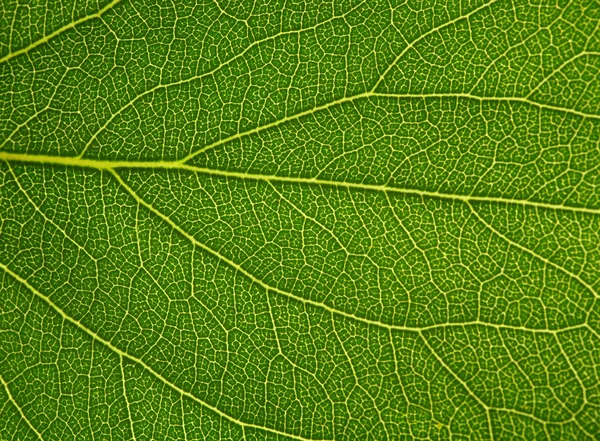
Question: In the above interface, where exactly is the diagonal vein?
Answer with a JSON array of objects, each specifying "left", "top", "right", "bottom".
[
  {"left": 0, "top": 373, "right": 44, "bottom": 440},
  {"left": 75, "top": 0, "right": 498, "bottom": 160},
  {"left": 416, "top": 331, "right": 495, "bottom": 441},
  {"left": 0, "top": 167, "right": 596, "bottom": 435},
  {"left": 108, "top": 168, "right": 405, "bottom": 330},
  {"left": 0, "top": 0, "right": 122, "bottom": 65},
  {"left": 120, "top": 355, "right": 138, "bottom": 441},
  {"left": 0, "top": 262, "right": 330, "bottom": 441},
  {"left": 108, "top": 168, "right": 596, "bottom": 337},
  {"left": 419, "top": 329, "right": 598, "bottom": 432},
  {"left": 76, "top": 6, "right": 363, "bottom": 159},
  {"left": 181, "top": 91, "right": 600, "bottom": 164},
  {"left": 1, "top": 188, "right": 595, "bottom": 434},
  {"left": 3, "top": 160, "right": 592, "bottom": 334},
  {"left": 370, "top": 0, "right": 500, "bottom": 92},
  {"left": 466, "top": 201, "right": 599, "bottom": 299}
]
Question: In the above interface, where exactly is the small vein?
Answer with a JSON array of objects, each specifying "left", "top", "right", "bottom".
[
  {"left": 178, "top": 92, "right": 600, "bottom": 163},
  {"left": 120, "top": 355, "right": 138, "bottom": 441},
  {"left": 264, "top": 261, "right": 331, "bottom": 401},
  {"left": 109, "top": 168, "right": 403, "bottom": 330},
  {"left": 421, "top": 331, "right": 596, "bottom": 432},
  {"left": 181, "top": 90, "right": 600, "bottom": 163},
  {"left": 370, "top": 0, "right": 500, "bottom": 92},
  {"left": 180, "top": 91, "right": 600, "bottom": 161},
  {"left": 416, "top": 331, "right": 495, "bottom": 441},
  {"left": 77, "top": 10, "right": 357, "bottom": 159},
  {"left": 180, "top": 92, "right": 372, "bottom": 163},
  {"left": 0, "top": 373, "right": 44, "bottom": 440},
  {"left": 5, "top": 162, "right": 99, "bottom": 263},
  {"left": 466, "top": 201, "right": 599, "bottom": 299},
  {"left": 526, "top": 51, "right": 600, "bottom": 99},
  {"left": 331, "top": 315, "right": 389, "bottom": 439},
  {"left": 0, "top": 0, "right": 122, "bottom": 65},
  {"left": 266, "top": 181, "right": 355, "bottom": 259},
  {"left": 370, "top": 92, "right": 600, "bottom": 121}
]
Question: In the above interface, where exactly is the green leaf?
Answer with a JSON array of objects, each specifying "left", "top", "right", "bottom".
[{"left": 1, "top": 0, "right": 599, "bottom": 439}]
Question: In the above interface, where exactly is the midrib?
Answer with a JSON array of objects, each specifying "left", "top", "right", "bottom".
[{"left": 1, "top": 150, "right": 598, "bottom": 215}]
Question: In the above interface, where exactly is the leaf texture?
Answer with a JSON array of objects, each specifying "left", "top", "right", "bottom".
[{"left": 1, "top": 0, "right": 599, "bottom": 440}]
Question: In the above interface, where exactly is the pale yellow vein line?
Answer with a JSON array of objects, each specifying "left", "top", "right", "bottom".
[
  {"left": 108, "top": 168, "right": 595, "bottom": 337},
  {"left": 5, "top": 162, "right": 99, "bottom": 263},
  {"left": 181, "top": 394, "right": 190, "bottom": 441},
  {"left": 466, "top": 201, "right": 599, "bottom": 299},
  {"left": 120, "top": 355, "right": 138, "bottom": 441},
  {"left": 180, "top": 92, "right": 372, "bottom": 162},
  {"left": 0, "top": 0, "right": 122, "bottom": 65},
  {"left": 123, "top": 163, "right": 599, "bottom": 217},
  {"left": 331, "top": 316, "right": 388, "bottom": 437},
  {"left": 526, "top": 51, "right": 600, "bottom": 99},
  {"left": 1, "top": 152, "right": 598, "bottom": 215},
  {"left": 2, "top": 91, "right": 597, "bottom": 169},
  {"left": 552, "top": 335, "right": 588, "bottom": 412},
  {"left": 0, "top": 373, "right": 44, "bottom": 440},
  {"left": 77, "top": 0, "right": 493, "bottom": 162},
  {"left": 267, "top": 181, "right": 350, "bottom": 255},
  {"left": 2, "top": 221, "right": 595, "bottom": 441},
  {"left": 1, "top": 163, "right": 596, "bottom": 337},
  {"left": 371, "top": 92, "right": 600, "bottom": 121},
  {"left": 421, "top": 330, "right": 596, "bottom": 433},
  {"left": 263, "top": 263, "right": 330, "bottom": 398},
  {"left": 0, "top": 262, "right": 328, "bottom": 441},
  {"left": 108, "top": 168, "right": 406, "bottom": 331},
  {"left": 0, "top": 68, "right": 70, "bottom": 152},
  {"left": 370, "top": 0, "right": 500, "bottom": 92},
  {"left": 387, "top": 328, "right": 445, "bottom": 430},
  {"left": 180, "top": 90, "right": 599, "bottom": 162},
  {"left": 416, "top": 331, "right": 580, "bottom": 433},
  {"left": 417, "top": 332, "right": 495, "bottom": 441},
  {"left": 77, "top": 9, "right": 359, "bottom": 159}
]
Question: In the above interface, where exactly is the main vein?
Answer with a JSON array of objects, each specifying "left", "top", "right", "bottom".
[{"left": 0, "top": 149, "right": 598, "bottom": 216}]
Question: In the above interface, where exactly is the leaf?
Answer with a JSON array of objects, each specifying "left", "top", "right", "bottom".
[{"left": 1, "top": 0, "right": 599, "bottom": 439}]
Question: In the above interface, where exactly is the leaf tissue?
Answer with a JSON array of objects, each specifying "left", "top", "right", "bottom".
[{"left": 1, "top": 0, "right": 599, "bottom": 439}]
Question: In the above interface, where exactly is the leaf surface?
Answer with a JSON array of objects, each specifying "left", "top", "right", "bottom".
[{"left": 1, "top": 0, "right": 599, "bottom": 439}]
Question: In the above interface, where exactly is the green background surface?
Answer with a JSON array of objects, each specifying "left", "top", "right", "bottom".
[{"left": 1, "top": 0, "right": 599, "bottom": 439}]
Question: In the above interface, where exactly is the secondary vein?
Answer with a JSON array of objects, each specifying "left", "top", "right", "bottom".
[
  {"left": 0, "top": 373, "right": 44, "bottom": 440},
  {"left": 0, "top": 262, "right": 330, "bottom": 441},
  {"left": 0, "top": 0, "right": 122, "bottom": 65}
]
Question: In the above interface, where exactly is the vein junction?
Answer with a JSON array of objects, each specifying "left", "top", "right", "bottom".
[{"left": 1, "top": 149, "right": 598, "bottom": 216}]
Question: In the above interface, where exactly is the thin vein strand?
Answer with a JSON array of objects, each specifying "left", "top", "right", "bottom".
[
  {"left": 108, "top": 168, "right": 596, "bottom": 336},
  {"left": 466, "top": 201, "right": 599, "bottom": 299},
  {"left": 181, "top": 91, "right": 599, "bottom": 163},
  {"left": 0, "top": 373, "right": 44, "bottom": 440},
  {"left": 0, "top": 0, "right": 122, "bottom": 65}
]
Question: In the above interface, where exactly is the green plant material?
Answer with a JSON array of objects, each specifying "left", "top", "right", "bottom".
[{"left": 1, "top": 0, "right": 599, "bottom": 439}]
